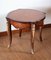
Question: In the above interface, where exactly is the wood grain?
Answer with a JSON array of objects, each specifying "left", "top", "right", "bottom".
[{"left": 0, "top": 28, "right": 51, "bottom": 60}]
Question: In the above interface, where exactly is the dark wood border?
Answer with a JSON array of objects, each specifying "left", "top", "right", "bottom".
[
  {"left": 0, "top": 29, "right": 30, "bottom": 37},
  {"left": 43, "top": 24, "right": 51, "bottom": 28},
  {"left": 0, "top": 24, "right": 51, "bottom": 36}
]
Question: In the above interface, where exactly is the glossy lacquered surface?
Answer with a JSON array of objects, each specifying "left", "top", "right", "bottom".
[{"left": 6, "top": 9, "right": 45, "bottom": 23}]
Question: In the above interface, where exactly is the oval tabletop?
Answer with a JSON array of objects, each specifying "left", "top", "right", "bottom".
[{"left": 6, "top": 9, "right": 45, "bottom": 23}]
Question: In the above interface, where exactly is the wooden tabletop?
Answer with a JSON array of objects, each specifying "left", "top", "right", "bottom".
[{"left": 6, "top": 9, "right": 45, "bottom": 23}]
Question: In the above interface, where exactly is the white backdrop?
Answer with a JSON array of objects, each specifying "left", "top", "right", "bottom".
[{"left": 0, "top": 0, "right": 51, "bottom": 32}]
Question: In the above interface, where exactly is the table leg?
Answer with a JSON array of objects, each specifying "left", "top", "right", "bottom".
[
  {"left": 39, "top": 26, "right": 42, "bottom": 42},
  {"left": 19, "top": 29, "right": 22, "bottom": 37},
  {"left": 7, "top": 20, "right": 12, "bottom": 48},
  {"left": 31, "top": 24, "right": 35, "bottom": 54}
]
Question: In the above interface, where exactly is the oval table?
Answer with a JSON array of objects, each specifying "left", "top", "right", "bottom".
[{"left": 6, "top": 9, "right": 46, "bottom": 54}]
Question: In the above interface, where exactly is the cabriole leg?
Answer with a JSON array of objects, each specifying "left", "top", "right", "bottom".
[
  {"left": 31, "top": 24, "right": 35, "bottom": 54},
  {"left": 7, "top": 20, "right": 12, "bottom": 48}
]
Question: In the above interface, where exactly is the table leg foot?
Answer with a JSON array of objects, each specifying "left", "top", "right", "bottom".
[
  {"left": 31, "top": 49, "right": 34, "bottom": 54},
  {"left": 7, "top": 45, "right": 10, "bottom": 48}
]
